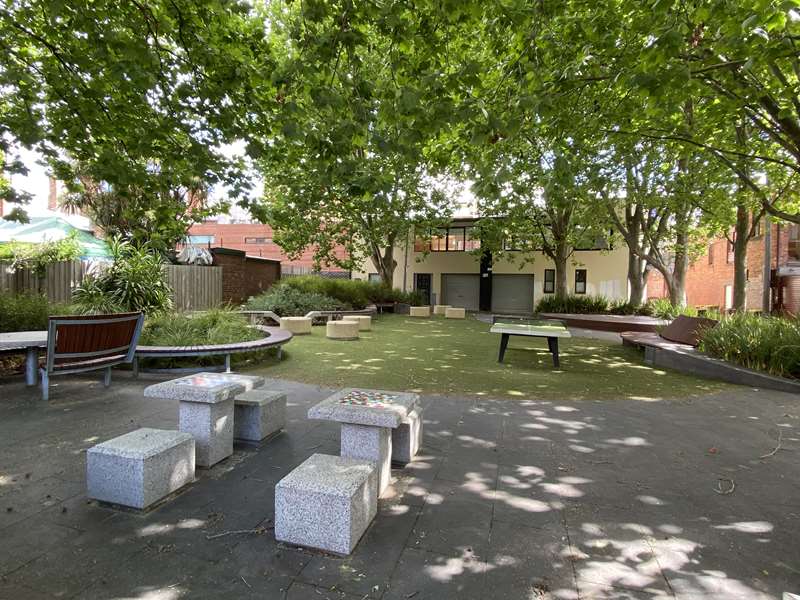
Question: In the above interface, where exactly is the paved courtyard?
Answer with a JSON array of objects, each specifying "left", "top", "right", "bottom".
[{"left": 0, "top": 373, "right": 798, "bottom": 599}]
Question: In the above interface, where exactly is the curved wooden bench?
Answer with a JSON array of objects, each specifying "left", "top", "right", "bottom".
[{"left": 133, "top": 326, "right": 292, "bottom": 376}]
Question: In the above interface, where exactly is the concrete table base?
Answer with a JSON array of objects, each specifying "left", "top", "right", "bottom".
[
  {"left": 392, "top": 407, "right": 423, "bottom": 466},
  {"left": 87, "top": 428, "right": 195, "bottom": 510},
  {"left": 180, "top": 399, "right": 234, "bottom": 467},
  {"left": 275, "top": 453, "right": 378, "bottom": 555},
  {"left": 340, "top": 423, "right": 392, "bottom": 496}
]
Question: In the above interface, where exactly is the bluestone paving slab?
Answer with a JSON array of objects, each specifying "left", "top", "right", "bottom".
[
  {"left": 482, "top": 520, "right": 577, "bottom": 600},
  {"left": 382, "top": 547, "right": 487, "bottom": 600},
  {"left": 286, "top": 581, "right": 372, "bottom": 600},
  {"left": 0, "top": 375, "right": 798, "bottom": 599},
  {"left": 296, "top": 502, "right": 421, "bottom": 597}
]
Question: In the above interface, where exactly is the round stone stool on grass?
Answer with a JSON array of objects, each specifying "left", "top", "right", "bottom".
[
  {"left": 409, "top": 306, "right": 430, "bottom": 317},
  {"left": 327, "top": 320, "right": 360, "bottom": 340},
  {"left": 433, "top": 304, "right": 451, "bottom": 316},
  {"left": 346, "top": 315, "right": 372, "bottom": 331},
  {"left": 445, "top": 307, "right": 466, "bottom": 319},
  {"left": 281, "top": 316, "right": 312, "bottom": 335}
]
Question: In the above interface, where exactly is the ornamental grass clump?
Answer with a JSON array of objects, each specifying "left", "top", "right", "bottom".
[
  {"left": 140, "top": 308, "right": 261, "bottom": 346},
  {"left": 699, "top": 313, "right": 800, "bottom": 379}
]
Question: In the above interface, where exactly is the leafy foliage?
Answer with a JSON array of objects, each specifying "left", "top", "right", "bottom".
[
  {"left": 244, "top": 286, "right": 348, "bottom": 317},
  {"left": 645, "top": 298, "right": 698, "bottom": 320},
  {"left": 0, "top": 292, "right": 56, "bottom": 332},
  {"left": 0, "top": 232, "right": 81, "bottom": 276},
  {"left": 72, "top": 238, "right": 172, "bottom": 315},
  {"left": 0, "top": 0, "right": 269, "bottom": 221},
  {"left": 279, "top": 276, "right": 425, "bottom": 309},
  {"left": 140, "top": 308, "right": 261, "bottom": 347},
  {"left": 700, "top": 313, "right": 800, "bottom": 379},
  {"left": 534, "top": 295, "right": 611, "bottom": 315}
]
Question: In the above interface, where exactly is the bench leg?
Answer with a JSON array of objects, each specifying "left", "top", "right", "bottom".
[
  {"left": 103, "top": 366, "right": 112, "bottom": 387},
  {"left": 276, "top": 346, "right": 283, "bottom": 361},
  {"left": 498, "top": 333, "right": 510, "bottom": 363},
  {"left": 132, "top": 357, "right": 139, "bottom": 379},
  {"left": 547, "top": 337, "right": 560, "bottom": 368},
  {"left": 225, "top": 354, "right": 232, "bottom": 373},
  {"left": 40, "top": 369, "right": 49, "bottom": 402}
]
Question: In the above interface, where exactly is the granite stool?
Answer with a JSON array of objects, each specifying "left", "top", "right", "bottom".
[
  {"left": 409, "top": 306, "right": 430, "bottom": 317},
  {"left": 445, "top": 307, "right": 466, "bottom": 319},
  {"left": 327, "top": 320, "right": 359, "bottom": 340},
  {"left": 280, "top": 316, "right": 312, "bottom": 335},
  {"left": 275, "top": 453, "right": 378, "bottom": 555},
  {"left": 392, "top": 406, "right": 423, "bottom": 466},
  {"left": 234, "top": 390, "right": 287, "bottom": 442},
  {"left": 433, "top": 304, "right": 451, "bottom": 316},
  {"left": 87, "top": 428, "right": 195, "bottom": 510}
]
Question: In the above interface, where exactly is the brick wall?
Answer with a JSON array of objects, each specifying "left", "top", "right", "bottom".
[
  {"left": 647, "top": 222, "right": 792, "bottom": 310},
  {"left": 188, "top": 222, "right": 349, "bottom": 271},
  {"left": 210, "top": 248, "right": 281, "bottom": 305}
]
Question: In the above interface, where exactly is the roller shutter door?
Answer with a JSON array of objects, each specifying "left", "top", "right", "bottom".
[
  {"left": 441, "top": 274, "right": 480, "bottom": 311},
  {"left": 491, "top": 274, "right": 535, "bottom": 314}
]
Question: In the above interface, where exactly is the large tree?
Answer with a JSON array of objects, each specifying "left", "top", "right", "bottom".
[
  {"left": 0, "top": 0, "right": 270, "bottom": 226},
  {"left": 249, "top": 1, "right": 455, "bottom": 284}
]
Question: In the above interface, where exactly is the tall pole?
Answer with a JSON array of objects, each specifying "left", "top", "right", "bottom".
[{"left": 762, "top": 216, "right": 772, "bottom": 314}]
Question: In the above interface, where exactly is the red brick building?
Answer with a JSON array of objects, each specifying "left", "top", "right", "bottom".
[
  {"left": 648, "top": 222, "right": 800, "bottom": 314},
  {"left": 186, "top": 221, "right": 349, "bottom": 273}
]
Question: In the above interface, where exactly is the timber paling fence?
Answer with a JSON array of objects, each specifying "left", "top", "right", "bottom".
[{"left": 0, "top": 260, "right": 223, "bottom": 311}]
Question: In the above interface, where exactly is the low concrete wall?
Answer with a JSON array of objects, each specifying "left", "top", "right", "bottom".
[{"left": 649, "top": 346, "right": 800, "bottom": 394}]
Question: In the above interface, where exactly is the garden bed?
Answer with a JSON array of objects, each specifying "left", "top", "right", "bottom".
[{"left": 133, "top": 325, "right": 292, "bottom": 374}]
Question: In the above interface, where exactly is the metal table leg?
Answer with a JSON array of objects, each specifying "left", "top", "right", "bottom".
[
  {"left": 547, "top": 337, "right": 560, "bottom": 368},
  {"left": 25, "top": 347, "right": 38, "bottom": 386},
  {"left": 498, "top": 333, "right": 510, "bottom": 363}
]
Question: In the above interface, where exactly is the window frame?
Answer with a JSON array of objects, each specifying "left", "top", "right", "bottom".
[
  {"left": 574, "top": 269, "right": 587, "bottom": 294},
  {"left": 543, "top": 269, "right": 556, "bottom": 294}
]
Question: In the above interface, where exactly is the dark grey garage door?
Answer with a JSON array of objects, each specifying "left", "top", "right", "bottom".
[
  {"left": 491, "top": 274, "right": 535, "bottom": 314},
  {"left": 441, "top": 274, "right": 480, "bottom": 311}
]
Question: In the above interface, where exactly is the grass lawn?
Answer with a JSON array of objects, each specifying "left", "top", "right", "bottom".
[{"left": 253, "top": 314, "right": 728, "bottom": 401}]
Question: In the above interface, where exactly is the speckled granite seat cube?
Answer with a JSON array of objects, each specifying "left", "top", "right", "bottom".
[
  {"left": 347, "top": 315, "right": 372, "bottom": 331},
  {"left": 445, "top": 307, "right": 466, "bottom": 319},
  {"left": 234, "top": 390, "right": 287, "bottom": 442},
  {"left": 392, "top": 406, "right": 423, "bottom": 465},
  {"left": 87, "top": 428, "right": 195, "bottom": 510},
  {"left": 409, "top": 306, "right": 430, "bottom": 317},
  {"left": 275, "top": 453, "right": 378, "bottom": 555}
]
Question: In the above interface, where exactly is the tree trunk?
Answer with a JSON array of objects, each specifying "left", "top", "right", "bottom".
[
  {"left": 371, "top": 245, "right": 396, "bottom": 286},
  {"left": 627, "top": 251, "right": 649, "bottom": 307},
  {"left": 554, "top": 240, "right": 569, "bottom": 298},
  {"left": 670, "top": 227, "right": 689, "bottom": 307},
  {"left": 732, "top": 203, "right": 750, "bottom": 312}
]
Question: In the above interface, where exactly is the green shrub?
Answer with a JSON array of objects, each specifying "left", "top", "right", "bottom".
[
  {"left": 245, "top": 286, "right": 348, "bottom": 316},
  {"left": 140, "top": 308, "right": 262, "bottom": 346},
  {"left": 0, "top": 292, "right": 74, "bottom": 333},
  {"left": 534, "top": 294, "right": 610, "bottom": 314},
  {"left": 277, "top": 276, "right": 426, "bottom": 308},
  {"left": 73, "top": 238, "right": 172, "bottom": 315},
  {"left": 699, "top": 313, "right": 800, "bottom": 379},
  {"left": 645, "top": 298, "right": 698, "bottom": 320},
  {"left": 0, "top": 292, "right": 50, "bottom": 332}
]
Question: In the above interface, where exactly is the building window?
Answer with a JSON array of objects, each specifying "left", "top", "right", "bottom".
[
  {"left": 726, "top": 239, "right": 734, "bottom": 263},
  {"left": 752, "top": 219, "right": 762, "bottom": 238},
  {"left": 187, "top": 235, "right": 214, "bottom": 245},
  {"left": 574, "top": 269, "right": 587, "bottom": 294},
  {"left": 790, "top": 224, "right": 800, "bottom": 261},
  {"left": 465, "top": 227, "right": 481, "bottom": 251},
  {"left": 368, "top": 273, "right": 381, "bottom": 283},
  {"left": 708, "top": 244, "right": 714, "bottom": 265},
  {"left": 543, "top": 269, "right": 555, "bottom": 294},
  {"left": 429, "top": 227, "right": 476, "bottom": 252},
  {"left": 244, "top": 237, "right": 271, "bottom": 244}
]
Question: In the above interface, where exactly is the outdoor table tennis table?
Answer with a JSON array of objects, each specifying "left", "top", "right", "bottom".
[{"left": 490, "top": 320, "right": 572, "bottom": 368}]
